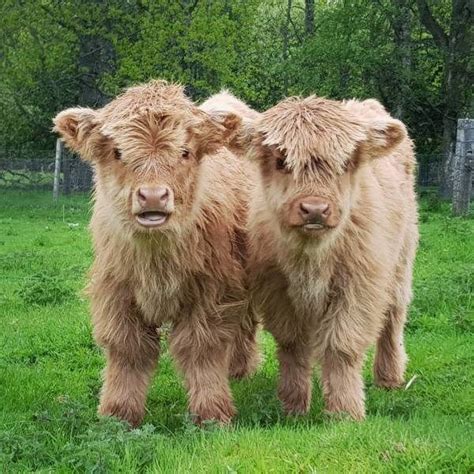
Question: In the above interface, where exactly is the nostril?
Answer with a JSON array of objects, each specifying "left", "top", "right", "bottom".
[
  {"left": 299, "top": 202, "right": 310, "bottom": 216},
  {"left": 321, "top": 204, "right": 330, "bottom": 217},
  {"left": 158, "top": 187, "right": 169, "bottom": 203},
  {"left": 137, "top": 188, "right": 147, "bottom": 205}
]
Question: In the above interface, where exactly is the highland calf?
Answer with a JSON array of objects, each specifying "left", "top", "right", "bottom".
[
  {"left": 235, "top": 96, "right": 418, "bottom": 419},
  {"left": 53, "top": 80, "right": 259, "bottom": 426}
]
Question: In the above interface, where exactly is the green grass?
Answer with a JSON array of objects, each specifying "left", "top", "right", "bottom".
[{"left": 0, "top": 189, "right": 473, "bottom": 473}]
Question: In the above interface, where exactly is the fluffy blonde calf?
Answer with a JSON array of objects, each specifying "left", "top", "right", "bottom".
[
  {"left": 228, "top": 95, "right": 418, "bottom": 420},
  {"left": 53, "top": 81, "right": 259, "bottom": 426}
]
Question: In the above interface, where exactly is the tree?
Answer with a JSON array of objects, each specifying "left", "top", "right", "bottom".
[
  {"left": 416, "top": 0, "right": 473, "bottom": 197},
  {"left": 389, "top": 0, "right": 413, "bottom": 120},
  {"left": 0, "top": 0, "right": 136, "bottom": 150},
  {"left": 0, "top": 0, "right": 470, "bottom": 168},
  {"left": 304, "top": 0, "right": 315, "bottom": 37}
]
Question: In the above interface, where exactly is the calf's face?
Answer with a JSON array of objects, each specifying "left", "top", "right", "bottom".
[
  {"left": 254, "top": 141, "right": 351, "bottom": 237},
  {"left": 246, "top": 97, "right": 406, "bottom": 241},
  {"left": 53, "top": 83, "right": 235, "bottom": 235}
]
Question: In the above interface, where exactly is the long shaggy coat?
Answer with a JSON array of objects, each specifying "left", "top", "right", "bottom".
[
  {"left": 53, "top": 81, "right": 259, "bottom": 426},
  {"left": 218, "top": 93, "right": 418, "bottom": 419}
]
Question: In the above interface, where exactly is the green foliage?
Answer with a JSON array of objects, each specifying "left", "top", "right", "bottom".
[
  {"left": 0, "top": 399, "right": 158, "bottom": 472},
  {"left": 0, "top": 189, "right": 473, "bottom": 472},
  {"left": 419, "top": 188, "right": 445, "bottom": 213},
  {"left": 1, "top": 0, "right": 464, "bottom": 155},
  {"left": 17, "top": 271, "right": 75, "bottom": 306}
]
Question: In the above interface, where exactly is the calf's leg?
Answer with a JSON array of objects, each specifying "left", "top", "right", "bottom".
[
  {"left": 277, "top": 341, "right": 314, "bottom": 415},
  {"left": 374, "top": 248, "right": 413, "bottom": 389},
  {"left": 91, "top": 290, "right": 160, "bottom": 427},
  {"left": 96, "top": 319, "right": 160, "bottom": 427},
  {"left": 170, "top": 321, "right": 235, "bottom": 424},
  {"left": 321, "top": 350, "right": 365, "bottom": 420},
  {"left": 228, "top": 311, "right": 260, "bottom": 379},
  {"left": 374, "top": 305, "right": 407, "bottom": 388}
]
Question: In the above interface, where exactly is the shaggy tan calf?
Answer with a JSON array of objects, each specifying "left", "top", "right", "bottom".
[
  {"left": 230, "top": 95, "right": 418, "bottom": 420},
  {"left": 53, "top": 80, "right": 259, "bottom": 426}
]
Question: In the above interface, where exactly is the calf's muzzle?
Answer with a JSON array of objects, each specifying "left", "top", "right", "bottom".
[
  {"left": 134, "top": 185, "right": 173, "bottom": 228},
  {"left": 299, "top": 200, "right": 331, "bottom": 225},
  {"left": 288, "top": 196, "right": 336, "bottom": 231}
]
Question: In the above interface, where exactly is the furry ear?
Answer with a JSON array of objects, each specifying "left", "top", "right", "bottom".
[
  {"left": 194, "top": 112, "right": 245, "bottom": 156},
  {"left": 206, "top": 112, "right": 257, "bottom": 156},
  {"left": 53, "top": 107, "right": 98, "bottom": 154},
  {"left": 344, "top": 98, "right": 406, "bottom": 159},
  {"left": 220, "top": 112, "right": 243, "bottom": 144},
  {"left": 364, "top": 117, "right": 407, "bottom": 158},
  {"left": 230, "top": 115, "right": 258, "bottom": 156}
]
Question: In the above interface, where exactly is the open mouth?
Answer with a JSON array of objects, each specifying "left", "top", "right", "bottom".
[
  {"left": 302, "top": 223, "right": 326, "bottom": 231},
  {"left": 135, "top": 211, "right": 169, "bottom": 228}
]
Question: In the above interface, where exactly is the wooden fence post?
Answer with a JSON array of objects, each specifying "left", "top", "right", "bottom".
[
  {"left": 53, "top": 138, "right": 63, "bottom": 201},
  {"left": 452, "top": 119, "right": 474, "bottom": 216}
]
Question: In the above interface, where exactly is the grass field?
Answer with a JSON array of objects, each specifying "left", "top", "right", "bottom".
[{"left": 0, "top": 189, "right": 473, "bottom": 473}]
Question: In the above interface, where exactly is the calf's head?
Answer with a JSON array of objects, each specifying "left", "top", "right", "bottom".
[
  {"left": 53, "top": 81, "right": 236, "bottom": 235},
  {"left": 243, "top": 96, "right": 407, "bottom": 241}
]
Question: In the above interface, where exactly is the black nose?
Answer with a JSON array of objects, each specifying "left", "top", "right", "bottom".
[{"left": 299, "top": 201, "right": 331, "bottom": 224}]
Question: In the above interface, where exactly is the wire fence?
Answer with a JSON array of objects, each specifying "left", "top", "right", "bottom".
[
  {"left": 0, "top": 150, "right": 92, "bottom": 193},
  {"left": 417, "top": 158, "right": 442, "bottom": 187},
  {"left": 0, "top": 150, "right": 450, "bottom": 194}
]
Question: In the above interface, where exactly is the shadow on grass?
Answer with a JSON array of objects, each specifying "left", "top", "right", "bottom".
[{"left": 142, "top": 362, "right": 419, "bottom": 435}]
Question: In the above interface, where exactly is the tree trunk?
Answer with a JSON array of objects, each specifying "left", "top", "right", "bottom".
[
  {"left": 304, "top": 0, "right": 315, "bottom": 37},
  {"left": 77, "top": 33, "right": 116, "bottom": 107},
  {"left": 416, "top": 0, "right": 473, "bottom": 198},
  {"left": 390, "top": 0, "right": 412, "bottom": 120},
  {"left": 282, "top": 0, "right": 293, "bottom": 94},
  {"left": 76, "top": 1, "right": 117, "bottom": 107},
  {"left": 439, "top": 1, "right": 473, "bottom": 197}
]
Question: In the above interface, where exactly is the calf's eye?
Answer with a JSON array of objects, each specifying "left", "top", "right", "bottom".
[
  {"left": 181, "top": 148, "right": 190, "bottom": 159},
  {"left": 114, "top": 148, "right": 122, "bottom": 160},
  {"left": 276, "top": 157, "right": 288, "bottom": 172}
]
